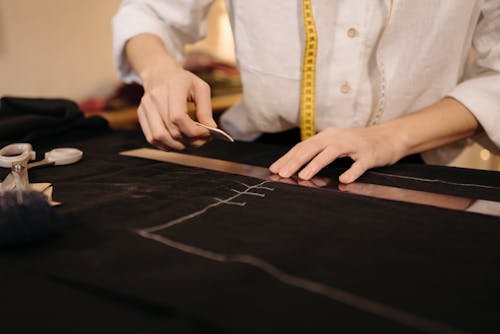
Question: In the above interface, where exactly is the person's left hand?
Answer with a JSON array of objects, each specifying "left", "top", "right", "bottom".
[{"left": 269, "top": 126, "right": 406, "bottom": 184}]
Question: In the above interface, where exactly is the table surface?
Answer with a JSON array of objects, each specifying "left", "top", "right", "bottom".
[{"left": 1, "top": 128, "right": 500, "bottom": 334}]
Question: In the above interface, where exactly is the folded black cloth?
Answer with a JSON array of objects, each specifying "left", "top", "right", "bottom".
[{"left": 0, "top": 96, "right": 109, "bottom": 144}]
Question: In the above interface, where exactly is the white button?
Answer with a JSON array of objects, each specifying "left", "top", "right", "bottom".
[
  {"left": 347, "top": 27, "right": 358, "bottom": 38},
  {"left": 340, "top": 82, "right": 351, "bottom": 94}
]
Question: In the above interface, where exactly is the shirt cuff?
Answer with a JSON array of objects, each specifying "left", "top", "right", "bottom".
[{"left": 447, "top": 73, "right": 500, "bottom": 154}]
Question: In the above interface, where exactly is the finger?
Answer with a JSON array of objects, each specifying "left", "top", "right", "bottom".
[
  {"left": 339, "top": 159, "right": 368, "bottom": 184},
  {"left": 269, "top": 140, "right": 322, "bottom": 178},
  {"left": 298, "top": 147, "right": 341, "bottom": 180},
  {"left": 269, "top": 151, "right": 290, "bottom": 174},
  {"left": 269, "top": 148, "right": 303, "bottom": 178},
  {"left": 137, "top": 104, "right": 153, "bottom": 144},
  {"left": 149, "top": 88, "right": 183, "bottom": 141},
  {"left": 139, "top": 106, "right": 173, "bottom": 151},
  {"left": 192, "top": 79, "right": 216, "bottom": 128},
  {"left": 145, "top": 99, "right": 186, "bottom": 150},
  {"left": 169, "top": 83, "right": 208, "bottom": 138}
]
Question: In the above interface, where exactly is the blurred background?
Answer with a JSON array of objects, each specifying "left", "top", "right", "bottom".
[{"left": 0, "top": 0, "right": 498, "bottom": 171}]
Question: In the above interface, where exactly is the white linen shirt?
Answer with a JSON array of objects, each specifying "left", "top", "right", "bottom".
[{"left": 113, "top": 0, "right": 500, "bottom": 164}]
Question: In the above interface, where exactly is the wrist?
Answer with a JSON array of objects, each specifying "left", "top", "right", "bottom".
[
  {"left": 139, "top": 60, "right": 181, "bottom": 84},
  {"left": 373, "top": 98, "right": 479, "bottom": 160},
  {"left": 373, "top": 121, "right": 411, "bottom": 163},
  {"left": 125, "top": 33, "right": 182, "bottom": 85}
]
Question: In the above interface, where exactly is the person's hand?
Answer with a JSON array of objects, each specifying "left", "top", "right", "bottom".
[
  {"left": 138, "top": 64, "right": 217, "bottom": 151},
  {"left": 269, "top": 126, "right": 406, "bottom": 184}
]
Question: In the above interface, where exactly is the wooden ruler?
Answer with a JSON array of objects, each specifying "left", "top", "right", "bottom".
[{"left": 300, "top": 0, "right": 318, "bottom": 141}]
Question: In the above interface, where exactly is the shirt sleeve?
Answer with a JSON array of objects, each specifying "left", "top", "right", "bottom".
[
  {"left": 447, "top": 0, "right": 500, "bottom": 153},
  {"left": 112, "top": 0, "right": 214, "bottom": 83}
]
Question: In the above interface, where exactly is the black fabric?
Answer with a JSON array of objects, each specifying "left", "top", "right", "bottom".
[
  {"left": 0, "top": 190, "right": 64, "bottom": 247},
  {"left": 1, "top": 128, "right": 500, "bottom": 333},
  {"left": 0, "top": 96, "right": 108, "bottom": 145}
]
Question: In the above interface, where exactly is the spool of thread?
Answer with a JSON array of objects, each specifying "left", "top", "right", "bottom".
[{"left": 0, "top": 190, "right": 64, "bottom": 247}]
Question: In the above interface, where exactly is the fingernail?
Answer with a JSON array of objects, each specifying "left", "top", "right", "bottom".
[
  {"left": 340, "top": 175, "right": 352, "bottom": 184},
  {"left": 279, "top": 169, "right": 289, "bottom": 178},
  {"left": 299, "top": 170, "right": 310, "bottom": 180}
]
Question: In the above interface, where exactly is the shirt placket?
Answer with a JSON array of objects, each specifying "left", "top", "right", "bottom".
[{"left": 324, "top": 1, "right": 368, "bottom": 128}]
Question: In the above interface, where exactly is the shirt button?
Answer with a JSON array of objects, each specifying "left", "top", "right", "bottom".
[
  {"left": 340, "top": 82, "right": 351, "bottom": 94},
  {"left": 347, "top": 27, "right": 358, "bottom": 38}
]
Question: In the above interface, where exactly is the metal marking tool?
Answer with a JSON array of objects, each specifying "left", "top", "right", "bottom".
[{"left": 194, "top": 121, "right": 234, "bottom": 142}]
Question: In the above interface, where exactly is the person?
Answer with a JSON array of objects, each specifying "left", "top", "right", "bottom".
[{"left": 112, "top": 0, "right": 500, "bottom": 183}]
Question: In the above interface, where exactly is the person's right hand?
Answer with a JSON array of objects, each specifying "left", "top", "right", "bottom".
[{"left": 138, "top": 64, "right": 217, "bottom": 151}]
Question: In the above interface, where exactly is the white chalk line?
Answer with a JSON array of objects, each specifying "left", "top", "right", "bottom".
[
  {"left": 369, "top": 171, "right": 499, "bottom": 190},
  {"left": 135, "top": 180, "right": 468, "bottom": 334}
]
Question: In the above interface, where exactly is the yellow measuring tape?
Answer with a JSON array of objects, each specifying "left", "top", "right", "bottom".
[
  {"left": 300, "top": 0, "right": 394, "bottom": 140},
  {"left": 300, "top": 0, "right": 318, "bottom": 141}
]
